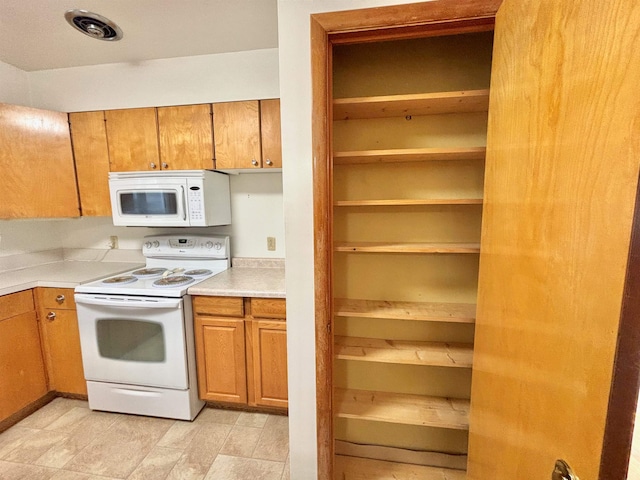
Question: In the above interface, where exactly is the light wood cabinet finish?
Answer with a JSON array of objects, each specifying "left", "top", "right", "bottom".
[
  {"left": 0, "top": 291, "right": 48, "bottom": 420},
  {"left": 213, "top": 100, "right": 262, "bottom": 169},
  {"left": 36, "top": 288, "right": 86, "bottom": 396},
  {"left": 194, "top": 316, "right": 247, "bottom": 403},
  {"left": 0, "top": 104, "right": 80, "bottom": 218},
  {"left": 157, "top": 104, "right": 214, "bottom": 170},
  {"left": 105, "top": 107, "right": 160, "bottom": 172},
  {"left": 250, "top": 320, "right": 288, "bottom": 408},
  {"left": 193, "top": 296, "right": 288, "bottom": 410},
  {"left": 260, "top": 99, "right": 282, "bottom": 168},
  {"left": 69, "top": 111, "right": 112, "bottom": 216}
]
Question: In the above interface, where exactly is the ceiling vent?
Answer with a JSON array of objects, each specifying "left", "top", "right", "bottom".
[{"left": 64, "top": 9, "right": 123, "bottom": 41}]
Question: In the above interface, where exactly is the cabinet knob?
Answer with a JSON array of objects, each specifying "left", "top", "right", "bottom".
[
  {"left": 150, "top": 162, "right": 157, "bottom": 169},
  {"left": 265, "top": 159, "right": 273, "bottom": 166},
  {"left": 46, "top": 311, "right": 56, "bottom": 322},
  {"left": 55, "top": 294, "right": 65, "bottom": 304},
  {"left": 251, "top": 159, "right": 259, "bottom": 166},
  {"left": 162, "top": 162, "right": 169, "bottom": 169}
]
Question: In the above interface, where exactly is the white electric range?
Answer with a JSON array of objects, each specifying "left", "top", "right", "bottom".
[{"left": 74, "top": 234, "right": 230, "bottom": 421}]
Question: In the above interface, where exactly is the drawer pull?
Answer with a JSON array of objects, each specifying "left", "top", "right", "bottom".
[
  {"left": 56, "top": 294, "right": 65, "bottom": 304},
  {"left": 46, "top": 311, "right": 57, "bottom": 321}
]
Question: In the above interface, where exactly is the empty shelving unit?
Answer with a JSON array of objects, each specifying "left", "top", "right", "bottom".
[{"left": 329, "top": 31, "right": 494, "bottom": 478}]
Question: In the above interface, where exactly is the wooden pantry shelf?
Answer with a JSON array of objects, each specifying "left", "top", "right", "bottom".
[
  {"left": 334, "top": 242, "right": 481, "bottom": 253},
  {"left": 334, "top": 336, "right": 473, "bottom": 368},
  {"left": 334, "top": 199, "right": 483, "bottom": 207},
  {"left": 335, "top": 388, "right": 470, "bottom": 430},
  {"left": 333, "top": 146, "right": 486, "bottom": 165},
  {"left": 333, "top": 89, "right": 490, "bottom": 120},
  {"left": 335, "top": 455, "right": 466, "bottom": 480},
  {"left": 334, "top": 298, "right": 476, "bottom": 323}
]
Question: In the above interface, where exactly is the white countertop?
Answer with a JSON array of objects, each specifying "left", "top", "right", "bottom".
[
  {"left": 188, "top": 267, "right": 286, "bottom": 298},
  {"left": 0, "top": 260, "right": 144, "bottom": 297}
]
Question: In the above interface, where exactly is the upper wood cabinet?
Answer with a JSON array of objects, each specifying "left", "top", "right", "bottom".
[
  {"left": 260, "top": 99, "right": 282, "bottom": 169},
  {"left": 105, "top": 107, "right": 160, "bottom": 172},
  {"left": 0, "top": 103, "right": 80, "bottom": 218},
  {"left": 158, "top": 104, "right": 214, "bottom": 170},
  {"left": 69, "top": 111, "right": 112, "bottom": 216},
  {"left": 213, "top": 99, "right": 282, "bottom": 170}
]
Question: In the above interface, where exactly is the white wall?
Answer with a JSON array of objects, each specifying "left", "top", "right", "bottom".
[
  {"left": 277, "top": 1, "right": 427, "bottom": 478},
  {"left": 0, "top": 60, "right": 31, "bottom": 105},
  {"left": 28, "top": 49, "right": 280, "bottom": 111},
  {"left": 1, "top": 49, "right": 284, "bottom": 260}
]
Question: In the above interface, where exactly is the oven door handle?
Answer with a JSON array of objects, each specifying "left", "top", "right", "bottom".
[{"left": 74, "top": 294, "right": 183, "bottom": 309}]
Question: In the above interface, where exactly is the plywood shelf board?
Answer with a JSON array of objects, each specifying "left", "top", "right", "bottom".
[
  {"left": 335, "top": 440, "right": 468, "bottom": 470},
  {"left": 335, "top": 336, "right": 473, "bottom": 368},
  {"left": 333, "top": 89, "right": 490, "bottom": 120},
  {"left": 333, "top": 146, "right": 486, "bottom": 165},
  {"left": 334, "top": 199, "right": 483, "bottom": 207},
  {"left": 335, "top": 388, "right": 470, "bottom": 430},
  {"left": 334, "top": 242, "right": 481, "bottom": 253},
  {"left": 335, "top": 455, "right": 466, "bottom": 480},
  {"left": 334, "top": 298, "right": 476, "bottom": 323}
]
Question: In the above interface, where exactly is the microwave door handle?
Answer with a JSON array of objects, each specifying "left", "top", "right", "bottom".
[{"left": 181, "top": 186, "right": 187, "bottom": 221}]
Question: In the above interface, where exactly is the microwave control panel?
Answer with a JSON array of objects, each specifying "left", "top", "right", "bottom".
[{"left": 187, "top": 185, "right": 204, "bottom": 223}]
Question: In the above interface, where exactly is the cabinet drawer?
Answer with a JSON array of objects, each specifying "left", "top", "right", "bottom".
[
  {"left": 0, "top": 290, "right": 35, "bottom": 320},
  {"left": 193, "top": 296, "right": 244, "bottom": 317},
  {"left": 39, "top": 288, "right": 76, "bottom": 310},
  {"left": 251, "top": 298, "right": 286, "bottom": 319}
]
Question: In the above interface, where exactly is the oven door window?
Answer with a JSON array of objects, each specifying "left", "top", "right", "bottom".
[
  {"left": 96, "top": 319, "right": 165, "bottom": 362},
  {"left": 119, "top": 191, "right": 178, "bottom": 215}
]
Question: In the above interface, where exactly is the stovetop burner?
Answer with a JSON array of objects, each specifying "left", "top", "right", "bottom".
[
  {"left": 152, "top": 276, "right": 196, "bottom": 288},
  {"left": 183, "top": 269, "right": 213, "bottom": 277},
  {"left": 131, "top": 267, "right": 168, "bottom": 278},
  {"left": 102, "top": 275, "right": 138, "bottom": 285}
]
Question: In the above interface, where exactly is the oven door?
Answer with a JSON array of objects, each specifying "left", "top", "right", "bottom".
[
  {"left": 75, "top": 294, "right": 189, "bottom": 389},
  {"left": 109, "top": 178, "right": 189, "bottom": 227}
]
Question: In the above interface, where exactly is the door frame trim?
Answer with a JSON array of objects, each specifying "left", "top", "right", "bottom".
[
  {"left": 599, "top": 172, "right": 640, "bottom": 480},
  {"left": 311, "top": 1, "right": 502, "bottom": 477}
]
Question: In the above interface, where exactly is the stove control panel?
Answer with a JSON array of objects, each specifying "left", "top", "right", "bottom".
[{"left": 142, "top": 234, "right": 229, "bottom": 258}]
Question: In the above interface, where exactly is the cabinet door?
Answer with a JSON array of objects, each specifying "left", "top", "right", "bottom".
[
  {"left": 158, "top": 104, "right": 214, "bottom": 170},
  {"left": 0, "top": 307, "right": 48, "bottom": 419},
  {"left": 69, "top": 111, "right": 112, "bottom": 216},
  {"left": 39, "top": 309, "right": 86, "bottom": 395},
  {"left": 194, "top": 316, "right": 247, "bottom": 403},
  {"left": 260, "top": 99, "right": 282, "bottom": 169},
  {"left": 213, "top": 101, "right": 261, "bottom": 169},
  {"left": 251, "top": 320, "right": 288, "bottom": 408},
  {"left": 105, "top": 107, "right": 160, "bottom": 172},
  {"left": 0, "top": 104, "right": 79, "bottom": 218}
]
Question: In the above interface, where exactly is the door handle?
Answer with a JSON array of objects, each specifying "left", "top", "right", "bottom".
[{"left": 552, "top": 459, "right": 578, "bottom": 480}]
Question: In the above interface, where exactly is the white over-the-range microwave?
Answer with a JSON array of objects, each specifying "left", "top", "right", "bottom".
[{"left": 109, "top": 170, "right": 231, "bottom": 227}]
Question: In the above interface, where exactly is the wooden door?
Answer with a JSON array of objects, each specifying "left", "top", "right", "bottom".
[
  {"left": 213, "top": 100, "right": 262, "bottom": 169},
  {"left": 260, "top": 99, "right": 282, "bottom": 169},
  {"left": 157, "top": 104, "right": 214, "bottom": 170},
  {"left": 105, "top": 107, "right": 160, "bottom": 171},
  {"left": 0, "top": 104, "right": 79, "bottom": 218},
  {"left": 467, "top": 1, "right": 640, "bottom": 479},
  {"left": 251, "top": 320, "right": 288, "bottom": 409},
  {"left": 194, "top": 316, "right": 247, "bottom": 403},
  {"left": 0, "top": 291, "right": 48, "bottom": 420},
  {"left": 69, "top": 111, "right": 111, "bottom": 216}
]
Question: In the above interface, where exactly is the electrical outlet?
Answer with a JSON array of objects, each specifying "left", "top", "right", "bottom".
[
  {"left": 108, "top": 236, "right": 119, "bottom": 249},
  {"left": 267, "top": 237, "right": 276, "bottom": 251}
]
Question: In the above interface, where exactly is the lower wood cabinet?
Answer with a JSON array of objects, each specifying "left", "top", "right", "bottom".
[
  {"left": 193, "top": 295, "right": 287, "bottom": 409},
  {"left": 0, "top": 290, "right": 48, "bottom": 420},
  {"left": 36, "top": 287, "right": 87, "bottom": 396}
]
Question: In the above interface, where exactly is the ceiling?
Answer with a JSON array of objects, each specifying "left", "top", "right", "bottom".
[{"left": 0, "top": 0, "right": 279, "bottom": 72}]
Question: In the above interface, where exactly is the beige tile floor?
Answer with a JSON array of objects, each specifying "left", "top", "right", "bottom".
[{"left": 0, "top": 398, "right": 290, "bottom": 480}]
